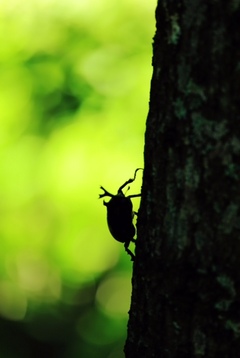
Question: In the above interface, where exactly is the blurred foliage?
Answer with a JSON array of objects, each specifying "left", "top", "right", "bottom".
[{"left": 0, "top": 0, "right": 155, "bottom": 356}]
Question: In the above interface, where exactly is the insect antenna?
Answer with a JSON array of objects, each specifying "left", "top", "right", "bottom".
[{"left": 99, "top": 187, "right": 114, "bottom": 199}]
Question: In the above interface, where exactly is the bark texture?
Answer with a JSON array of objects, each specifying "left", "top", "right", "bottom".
[{"left": 125, "top": 1, "right": 240, "bottom": 357}]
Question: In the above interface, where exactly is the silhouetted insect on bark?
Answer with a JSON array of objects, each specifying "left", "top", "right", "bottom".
[{"left": 99, "top": 168, "right": 143, "bottom": 261}]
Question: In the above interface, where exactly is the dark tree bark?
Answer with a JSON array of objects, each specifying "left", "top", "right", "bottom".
[{"left": 125, "top": 1, "right": 240, "bottom": 357}]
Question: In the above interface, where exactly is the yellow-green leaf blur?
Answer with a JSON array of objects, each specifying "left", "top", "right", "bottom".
[{"left": 0, "top": 0, "right": 155, "bottom": 356}]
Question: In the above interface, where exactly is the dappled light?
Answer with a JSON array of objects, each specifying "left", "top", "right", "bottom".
[
  {"left": 96, "top": 273, "right": 132, "bottom": 317},
  {"left": 0, "top": 0, "right": 155, "bottom": 356}
]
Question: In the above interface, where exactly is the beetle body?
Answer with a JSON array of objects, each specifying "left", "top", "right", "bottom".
[
  {"left": 104, "top": 194, "right": 135, "bottom": 243},
  {"left": 99, "top": 168, "right": 142, "bottom": 261}
]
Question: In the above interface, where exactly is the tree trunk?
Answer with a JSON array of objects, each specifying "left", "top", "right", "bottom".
[{"left": 125, "top": 1, "right": 240, "bottom": 357}]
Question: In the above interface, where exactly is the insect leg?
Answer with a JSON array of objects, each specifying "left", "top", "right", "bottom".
[
  {"left": 118, "top": 168, "right": 143, "bottom": 193},
  {"left": 124, "top": 241, "right": 135, "bottom": 261}
]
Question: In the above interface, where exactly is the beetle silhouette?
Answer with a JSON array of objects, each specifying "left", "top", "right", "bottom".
[{"left": 99, "top": 168, "right": 142, "bottom": 261}]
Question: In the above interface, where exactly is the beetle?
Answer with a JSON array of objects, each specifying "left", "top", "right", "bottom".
[{"left": 99, "top": 168, "right": 142, "bottom": 261}]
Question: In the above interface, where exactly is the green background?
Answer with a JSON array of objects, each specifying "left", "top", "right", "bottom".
[{"left": 0, "top": 0, "right": 155, "bottom": 356}]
